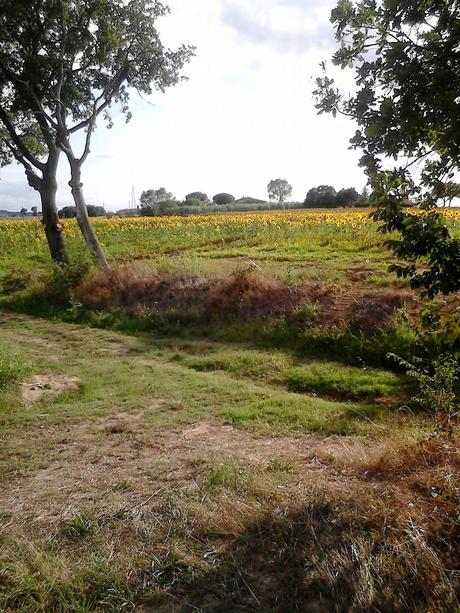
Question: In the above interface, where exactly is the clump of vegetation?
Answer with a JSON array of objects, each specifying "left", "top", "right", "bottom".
[
  {"left": 0, "top": 269, "right": 33, "bottom": 295},
  {"left": 46, "top": 255, "right": 93, "bottom": 304},
  {"left": 0, "top": 346, "right": 25, "bottom": 390},
  {"left": 206, "top": 463, "right": 249, "bottom": 491},
  {"left": 61, "top": 513, "right": 93, "bottom": 539},
  {"left": 389, "top": 353, "right": 459, "bottom": 417}
]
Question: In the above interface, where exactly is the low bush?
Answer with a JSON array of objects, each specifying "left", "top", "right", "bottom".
[{"left": 46, "top": 256, "right": 93, "bottom": 304}]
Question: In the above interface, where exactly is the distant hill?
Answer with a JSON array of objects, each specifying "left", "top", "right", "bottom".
[{"left": 0, "top": 210, "right": 29, "bottom": 218}]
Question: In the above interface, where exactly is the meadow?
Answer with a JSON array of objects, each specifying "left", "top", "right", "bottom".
[{"left": 0, "top": 208, "right": 459, "bottom": 611}]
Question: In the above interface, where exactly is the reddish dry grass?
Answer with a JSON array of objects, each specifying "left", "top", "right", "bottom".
[{"left": 75, "top": 265, "right": 411, "bottom": 332}]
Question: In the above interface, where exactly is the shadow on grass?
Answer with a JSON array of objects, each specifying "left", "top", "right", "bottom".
[{"left": 139, "top": 497, "right": 456, "bottom": 613}]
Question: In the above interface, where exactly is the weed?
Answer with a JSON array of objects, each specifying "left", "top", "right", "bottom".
[
  {"left": 61, "top": 513, "right": 93, "bottom": 539},
  {"left": 47, "top": 255, "right": 93, "bottom": 305},
  {"left": 0, "top": 346, "right": 25, "bottom": 390},
  {"left": 206, "top": 463, "right": 248, "bottom": 491},
  {"left": 111, "top": 481, "right": 131, "bottom": 492},
  {"left": 389, "top": 352, "right": 459, "bottom": 416},
  {"left": 267, "top": 457, "right": 294, "bottom": 473}
]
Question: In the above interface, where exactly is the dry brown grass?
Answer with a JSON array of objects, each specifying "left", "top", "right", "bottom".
[
  {"left": 2, "top": 418, "right": 459, "bottom": 611},
  {"left": 75, "top": 264, "right": 411, "bottom": 333}
]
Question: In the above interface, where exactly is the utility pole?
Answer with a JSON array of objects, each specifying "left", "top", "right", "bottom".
[{"left": 130, "top": 185, "right": 137, "bottom": 209}]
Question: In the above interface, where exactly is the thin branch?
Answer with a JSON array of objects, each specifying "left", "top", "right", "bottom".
[{"left": 0, "top": 63, "right": 58, "bottom": 131}]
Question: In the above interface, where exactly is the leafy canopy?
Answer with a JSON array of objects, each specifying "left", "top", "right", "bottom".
[
  {"left": 0, "top": 0, "right": 193, "bottom": 179},
  {"left": 267, "top": 179, "right": 293, "bottom": 203},
  {"left": 213, "top": 193, "right": 235, "bottom": 205},
  {"left": 140, "top": 188, "right": 174, "bottom": 207},
  {"left": 186, "top": 192, "right": 209, "bottom": 203},
  {"left": 314, "top": 0, "right": 460, "bottom": 296},
  {"left": 304, "top": 185, "right": 337, "bottom": 209}
]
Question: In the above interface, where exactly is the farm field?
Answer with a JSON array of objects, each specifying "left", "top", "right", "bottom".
[
  {"left": 1, "top": 209, "right": 460, "bottom": 611},
  {"left": 2, "top": 207, "right": 460, "bottom": 276}
]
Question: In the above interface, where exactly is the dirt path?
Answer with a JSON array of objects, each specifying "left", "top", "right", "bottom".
[{"left": 0, "top": 312, "right": 367, "bottom": 529}]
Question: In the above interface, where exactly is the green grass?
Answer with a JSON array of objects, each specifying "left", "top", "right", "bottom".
[
  {"left": 61, "top": 513, "right": 94, "bottom": 539},
  {"left": 1, "top": 210, "right": 458, "bottom": 610},
  {"left": 0, "top": 314, "right": 387, "bottom": 484},
  {"left": 222, "top": 395, "right": 383, "bottom": 435},
  {"left": 0, "top": 345, "right": 26, "bottom": 390},
  {"left": 284, "top": 362, "right": 405, "bottom": 400},
  {"left": 206, "top": 463, "right": 249, "bottom": 491}
]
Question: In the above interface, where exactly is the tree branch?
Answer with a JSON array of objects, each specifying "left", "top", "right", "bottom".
[{"left": 0, "top": 107, "right": 45, "bottom": 170}]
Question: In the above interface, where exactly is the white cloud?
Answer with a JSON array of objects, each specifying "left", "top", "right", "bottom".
[{"left": 0, "top": 0, "right": 365, "bottom": 211}]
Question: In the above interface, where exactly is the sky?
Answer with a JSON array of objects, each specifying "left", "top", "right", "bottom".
[{"left": 0, "top": 0, "right": 366, "bottom": 211}]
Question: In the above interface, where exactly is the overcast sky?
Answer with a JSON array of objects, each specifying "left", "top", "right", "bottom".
[{"left": 0, "top": 0, "right": 365, "bottom": 211}]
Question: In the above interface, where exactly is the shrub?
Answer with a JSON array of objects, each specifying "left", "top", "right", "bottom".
[
  {"left": 213, "top": 193, "right": 235, "bottom": 205},
  {"left": 47, "top": 256, "right": 93, "bottom": 304},
  {"left": 1, "top": 269, "right": 32, "bottom": 294},
  {"left": 158, "top": 200, "right": 180, "bottom": 215},
  {"left": 58, "top": 205, "right": 106, "bottom": 218},
  {"left": 59, "top": 206, "right": 77, "bottom": 218},
  {"left": 236, "top": 196, "right": 267, "bottom": 205},
  {"left": 86, "top": 205, "right": 106, "bottom": 217},
  {"left": 389, "top": 353, "right": 459, "bottom": 416}
]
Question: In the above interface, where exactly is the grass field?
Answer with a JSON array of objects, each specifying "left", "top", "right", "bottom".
[{"left": 1, "top": 209, "right": 459, "bottom": 611}]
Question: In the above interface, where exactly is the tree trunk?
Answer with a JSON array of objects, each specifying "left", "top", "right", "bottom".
[
  {"left": 68, "top": 161, "right": 110, "bottom": 270},
  {"left": 40, "top": 175, "right": 68, "bottom": 265},
  {"left": 24, "top": 150, "right": 68, "bottom": 265}
]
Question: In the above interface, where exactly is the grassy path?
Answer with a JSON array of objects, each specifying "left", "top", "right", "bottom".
[{"left": 0, "top": 312, "right": 458, "bottom": 611}]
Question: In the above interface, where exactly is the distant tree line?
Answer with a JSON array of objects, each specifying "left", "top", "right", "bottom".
[
  {"left": 138, "top": 188, "right": 291, "bottom": 216},
  {"left": 137, "top": 181, "right": 372, "bottom": 217},
  {"left": 59, "top": 205, "right": 107, "bottom": 218},
  {"left": 304, "top": 186, "right": 369, "bottom": 208}
]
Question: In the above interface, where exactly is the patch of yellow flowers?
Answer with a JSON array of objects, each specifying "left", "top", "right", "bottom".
[{"left": 1, "top": 208, "right": 459, "bottom": 252}]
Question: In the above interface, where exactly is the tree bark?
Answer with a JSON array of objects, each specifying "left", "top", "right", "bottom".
[
  {"left": 24, "top": 149, "right": 68, "bottom": 265},
  {"left": 68, "top": 161, "right": 110, "bottom": 270}
]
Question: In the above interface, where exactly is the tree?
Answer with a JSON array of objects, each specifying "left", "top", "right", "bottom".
[
  {"left": 20, "top": 207, "right": 27, "bottom": 216},
  {"left": 213, "top": 193, "right": 235, "bottom": 205},
  {"left": 336, "top": 187, "right": 360, "bottom": 207},
  {"left": 59, "top": 206, "right": 77, "bottom": 219},
  {"left": 0, "top": 0, "right": 193, "bottom": 266},
  {"left": 314, "top": 0, "right": 460, "bottom": 296},
  {"left": 140, "top": 188, "right": 173, "bottom": 208},
  {"left": 185, "top": 192, "right": 209, "bottom": 203},
  {"left": 86, "top": 205, "right": 106, "bottom": 217},
  {"left": 438, "top": 183, "right": 460, "bottom": 208},
  {"left": 304, "top": 185, "right": 337, "bottom": 208},
  {"left": 267, "top": 179, "right": 292, "bottom": 203},
  {"left": 0, "top": 2, "right": 67, "bottom": 264}
]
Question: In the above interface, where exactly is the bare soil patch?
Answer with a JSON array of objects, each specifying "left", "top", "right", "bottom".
[
  {"left": 0, "top": 415, "right": 370, "bottom": 530},
  {"left": 21, "top": 374, "right": 81, "bottom": 403}
]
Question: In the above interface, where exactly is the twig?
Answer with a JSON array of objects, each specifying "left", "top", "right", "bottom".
[{"left": 124, "top": 488, "right": 162, "bottom": 514}]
